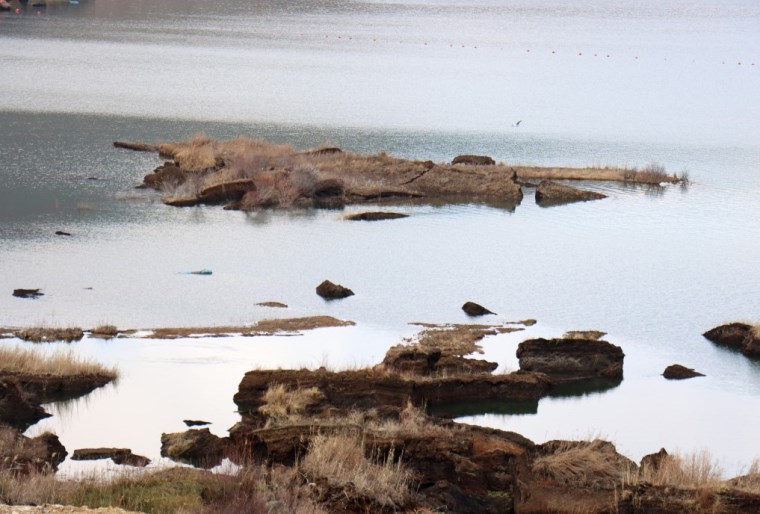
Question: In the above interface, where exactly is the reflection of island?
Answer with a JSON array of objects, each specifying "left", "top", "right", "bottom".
[{"left": 115, "top": 135, "right": 686, "bottom": 210}]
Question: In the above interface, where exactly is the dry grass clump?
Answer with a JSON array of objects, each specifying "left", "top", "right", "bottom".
[
  {"left": 728, "top": 459, "right": 760, "bottom": 493},
  {"left": 15, "top": 327, "right": 84, "bottom": 343},
  {"left": 0, "top": 346, "right": 117, "bottom": 379},
  {"left": 159, "top": 133, "right": 220, "bottom": 173},
  {"left": 533, "top": 439, "right": 635, "bottom": 490},
  {"left": 91, "top": 324, "right": 118, "bottom": 338},
  {"left": 301, "top": 433, "right": 413, "bottom": 508},
  {"left": 623, "top": 162, "right": 680, "bottom": 184},
  {"left": 632, "top": 449, "right": 724, "bottom": 489},
  {"left": 259, "top": 384, "right": 325, "bottom": 426}
]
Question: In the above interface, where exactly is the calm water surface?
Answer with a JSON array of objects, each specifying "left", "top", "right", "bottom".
[{"left": 1, "top": 0, "right": 759, "bottom": 474}]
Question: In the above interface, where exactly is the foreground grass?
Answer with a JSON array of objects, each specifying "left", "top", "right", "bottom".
[
  {"left": 0, "top": 346, "right": 117, "bottom": 379},
  {"left": 0, "top": 467, "right": 326, "bottom": 514}
]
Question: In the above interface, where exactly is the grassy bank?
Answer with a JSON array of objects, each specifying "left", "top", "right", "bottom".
[{"left": 0, "top": 346, "right": 116, "bottom": 380}]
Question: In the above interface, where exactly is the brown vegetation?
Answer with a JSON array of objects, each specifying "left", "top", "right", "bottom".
[
  {"left": 14, "top": 327, "right": 84, "bottom": 343},
  {"left": 143, "top": 316, "right": 354, "bottom": 339}
]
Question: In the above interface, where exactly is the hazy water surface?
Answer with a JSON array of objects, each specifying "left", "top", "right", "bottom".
[{"left": 1, "top": 0, "right": 759, "bottom": 474}]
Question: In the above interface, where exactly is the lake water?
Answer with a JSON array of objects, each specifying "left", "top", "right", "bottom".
[{"left": 1, "top": 0, "right": 759, "bottom": 475}]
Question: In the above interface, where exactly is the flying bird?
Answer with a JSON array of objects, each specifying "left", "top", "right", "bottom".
[{"left": 513, "top": 120, "right": 522, "bottom": 127}]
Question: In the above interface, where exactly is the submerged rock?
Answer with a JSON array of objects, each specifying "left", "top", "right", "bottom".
[
  {"left": 462, "top": 301, "right": 496, "bottom": 316},
  {"left": 72, "top": 447, "right": 150, "bottom": 467},
  {"left": 345, "top": 211, "right": 409, "bottom": 221},
  {"left": 452, "top": 154, "right": 496, "bottom": 166},
  {"left": 12, "top": 288, "right": 43, "bottom": 299},
  {"left": 316, "top": 280, "right": 354, "bottom": 300},
  {"left": 516, "top": 337, "right": 624, "bottom": 383},
  {"left": 535, "top": 180, "right": 607, "bottom": 206},
  {"left": 113, "top": 140, "right": 159, "bottom": 152},
  {"left": 663, "top": 364, "right": 705, "bottom": 380}
]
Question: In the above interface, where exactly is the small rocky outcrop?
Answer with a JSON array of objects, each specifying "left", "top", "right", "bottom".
[
  {"left": 516, "top": 337, "right": 624, "bottom": 383},
  {"left": 462, "top": 301, "right": 496, "bottom": 316},
  {"left": 663, "top": 364, "right": 705, "bottom": 380},
  {"left": 381, "top": 344, "right": 498, "bottom": 376},
  {"left": 160, "top": 428, "right": 229, "bottom": 468},
  {"left": 0, "top": 427, "right": 67, "bottom": 474},
  {"left": 0, "top": 378, "right": 50, "bottom": 430},
  {"left": 234, "top": 368, "right": 550, "bottom": 426},
  {"left": 535, "top": 180, "right": 607, "bottom": 206},
  {"left": 54, "top": 230, "right": 72, "bottom": 236},
  {"left": 345, "top": 211, "right": 409, "bottom": 221},
  {"left": 452, "top": 155, "right": 496, "bottom": 166},
  {"left": 143, "top": 162, "right": 187, "bottom": 190},
  {"left": 316, "top": 280, "right": 354, "bottom": 299},
  {"left": 72, "top": 447, "right": 150, "bottom": 467},
  {"left": 12, "top": 289, "right": 43, "bottom": 299},
  {"left": 703, "top": 322, "right": 760, "bottom": 357}
]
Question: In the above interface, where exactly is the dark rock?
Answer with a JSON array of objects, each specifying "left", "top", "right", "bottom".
[
  {"left": 663, "top": 364, "right": 705, "bottom": 380},
  {"left": 54, "top": 230, "right": 72, "bottom": 236},
  {"left": 535, "top": 179, "right": 607, "bottom": 206},
  {"left": 0, "top": 377, "right": 50, "bottom": 430},
  {"left": 744, "top": 331, "right": 760, "bottom": 357},
  {"left": 143, "top": 162, "right": 187, "bottom": 190},
  {"left": 640, "top": 448, "right": 669, "bottom": 473},
  {"left": 0, "top": 428, "right": 67, "bottom": 474},
  {"left": 703, "top": 322, "right": 760, "bottom": 357},
  {"left": 316, "top": 280, "right": 354, "bottom": 300},
  {"left": 703, "top": 322, "right": 751, "bottom": 348},
  {"left": 516, "top": 337, "right": 624, "bottom": 383},
  {"left": 183, "top": 419, "right": 211, "bottom": 427},
  {"left": 72, "top": 447, "right": 150, "bottom": 467},
  {"left": 462, "top": 301, "right": 496, "bottom": 316},
  {"left": 452, "top": 155, "right": 496, "bottom": 166},
  {"left": 199, "top": 179, "right": 256, "bottom": 203},
  {"left": 12, "top": 288, "right": 43, "bottom": 299},
  {"left": 345, "top": 211, "right": 409, "bottom": 221},
  {"left": 160, "top": 428, "right": 229, "bottom": 469}
]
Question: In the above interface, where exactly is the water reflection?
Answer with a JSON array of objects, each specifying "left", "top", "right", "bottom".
[{"left": 431, "top": 377, "right": 622, "bottom": 418}]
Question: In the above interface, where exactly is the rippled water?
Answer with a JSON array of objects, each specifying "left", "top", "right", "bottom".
[{"left": 1, "top": 0, "right": 759, "bottom": 474}]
